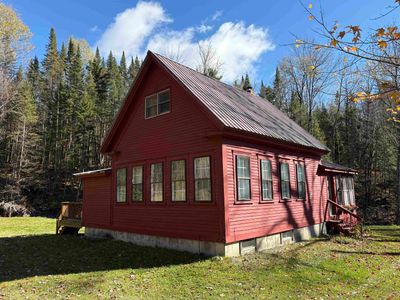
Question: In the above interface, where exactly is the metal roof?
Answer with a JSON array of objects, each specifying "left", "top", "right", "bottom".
[
  {"left": 319, "top": 161, "right": 357, "bottom": 173},
  {"left": 73, "top": 168, "right": 112, "bottom": 178},
  {"left": 152, "top": 52, "right": 329, "bottom": 152}
]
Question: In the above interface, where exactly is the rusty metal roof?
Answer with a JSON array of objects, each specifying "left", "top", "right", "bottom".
[{"left": 152, "top": 52, "right": 329, "bottom": 152}]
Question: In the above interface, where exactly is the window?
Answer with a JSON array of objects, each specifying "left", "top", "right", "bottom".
[
  {"left": 116, "top": 168, "right": 127, "bottom": 202},
  {"left": 296, "top": 164, "right": 306, "bottom": 199},
  {"left": 236, "top": 156, "right": 251, "bottom": 200},
  {"left": 335, "top": 176, "right": 343, "bottom": 205},
  {"left": 280, "top": 162, "right": 291, "bottom": 199},
  {"left": 132, "top": 166, "right": 143, "bottom": 201},
  {"left": 194, "top": 156, "right": 211, "bottom": 201},
  {"left": 348, "top": 177, "right": 355, "bottom": 205},
  {"left": 342, "top": 177, "right": 349, "bottom": 205},
  {"left": 151, "top": 163, "right": 163, "bottom": 202},
  {"left": 171, "top": 160, "right": 186, "bottom": 201},
  {"left": 260, "top": 159, "right": 273, "bottom": 200},
  {"left": 145, "top": 90, "right": 170, "bottom": 118}
]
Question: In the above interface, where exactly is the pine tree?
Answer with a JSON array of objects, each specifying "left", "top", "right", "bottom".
[
  {"left": 242, "top": 73, "right": 252, "bottom": 91},
  {"left": 120, "top": 51, "right": 129, "bottom": 94}
]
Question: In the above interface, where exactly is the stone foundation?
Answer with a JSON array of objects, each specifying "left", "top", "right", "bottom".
[{"left": 85, "top": 222, "right": 326, "bottom": 257}]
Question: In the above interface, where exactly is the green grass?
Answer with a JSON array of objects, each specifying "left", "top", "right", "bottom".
[{"left": 0, "top": 218, "right": 399, "bottom": 299}]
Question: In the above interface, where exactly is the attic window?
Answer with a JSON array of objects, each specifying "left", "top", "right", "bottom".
[{"left": 145, "top": 89, "right": 170, "bottom": 118}]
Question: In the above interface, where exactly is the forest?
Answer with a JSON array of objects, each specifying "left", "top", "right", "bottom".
[{"left": 0, "top": 2, "right": 399, "bottom": 224}]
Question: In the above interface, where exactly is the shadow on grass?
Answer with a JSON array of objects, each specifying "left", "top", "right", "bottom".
[
  {"left": 332, "top": 250, "right": 400, "bottom": 256},
  {"left": 0, "top": 234, "right": 206, "bottom": 283}
]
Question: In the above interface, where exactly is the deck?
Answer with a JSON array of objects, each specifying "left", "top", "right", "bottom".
[{"left": 56, "top": 202, "right": 82, "bottom": 234}]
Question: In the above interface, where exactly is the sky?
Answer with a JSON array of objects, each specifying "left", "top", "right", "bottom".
[{"left": 4, "top": 0, "right": 398, "bottom": 85}]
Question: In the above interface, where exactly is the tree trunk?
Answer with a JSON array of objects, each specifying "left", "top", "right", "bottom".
[{"left": 396, "top": 125, "right": 400, "bottom": 224}]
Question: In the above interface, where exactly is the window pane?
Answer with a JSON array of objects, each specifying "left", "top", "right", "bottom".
[
  {"left": 171, "top": 160, "right": 185, "bottom": 181},
  {"left": 171, "top": 160, "right": 186, "bottom": 201},
  {"left": 238, "top": 179, "right": 250, "bottom": 200},
  {"left": 158, "top": 90, "right": 170, "bottom": 114},
  {"left": 261, "top": 160, "right": 272, "bottom": 180},
  {"left": 237, "top": 156, "right": 250, "bottom": 178},
  {"left": 280, "top": 163, "right": 290, "bottom": 199},
  {"left": 194, "top": 157, "right": 210, "bottom": 179},
  {"left": 151, "top": 183, "right": 163, "bottom": 202},
  {"left": 116, "top": 168, "right": 126, "bottom": 202},
  {"left": 151, "top": 163, "right": 163, "bottom": 201},
  {"left": 132, "top": 166, "right": 143, "bottom": 201},
  {"left": 145, "top": 95, "right": 157, "bottom": 118},
  {"left": 172, "top": 181, "right": 186, "bottom": 201},
  {"left": 195, "top": 179, "right": 211, "bottom": 201},
  {"left": 336, "top": 176, "right": 342, "bottom": 205},
  {"left": 261, "top": 160, "right": 273, "bottom": 200},
  {"left": 280, "top": 163, "right": 289, "bottom": 180},
  {"left": 194, "top": 157, "right": 211, "bottom": 201},
  {"left": 282, "top": 181, "right": 290, "bottom": 199}
]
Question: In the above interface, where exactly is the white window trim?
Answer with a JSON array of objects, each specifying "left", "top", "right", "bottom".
[{"left": 145, "top": 89, "right": 170, "bottom": 119}]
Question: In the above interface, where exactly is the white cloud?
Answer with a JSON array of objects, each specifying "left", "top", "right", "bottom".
[
  {"left": 147, "top": 22, "right": 275, "bottom": 82},
  {"left": 96, "top": 2, "right": 274, "bottom": 82},
  {"left": 212, "top": 10, "right": 223, "bottom": 21},
  {"left": 96, "top": 1, "right": 171, "bottom": 57},
  {"left": 89, "top": 25, "right": 99, "bottom": 32},
  {"left": 197, "top": 24, "right": 213, "bottom": 33}
]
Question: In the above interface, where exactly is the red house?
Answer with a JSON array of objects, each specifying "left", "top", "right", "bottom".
[{"left": 75, "top": 51, "right": 359, "bottom": 256}]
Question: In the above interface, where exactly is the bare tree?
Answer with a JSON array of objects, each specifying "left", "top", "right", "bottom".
[
  {"left": 280, "top": 44, "right": 334, "bottom": 132},
  {"left": 196, "top": 42, "right": 222, "bottom": 80}
]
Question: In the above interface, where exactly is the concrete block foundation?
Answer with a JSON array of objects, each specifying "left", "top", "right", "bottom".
[{"left": 85, "top": 222, "right": 326, "bottom": 257}]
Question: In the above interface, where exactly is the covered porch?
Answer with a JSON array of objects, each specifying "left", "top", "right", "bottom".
[{"left": 318, "top": 161, "right": 362, "bottom": 235}]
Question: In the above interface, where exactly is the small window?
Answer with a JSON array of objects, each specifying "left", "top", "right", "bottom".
[
  {"left": 194, "top": 156, "right": 211, "bottom": 201},
  {"left": 145, "top": 90, "right": 170, "bottom": 118},
  {"left": 116, "top": 168, "right": 127, "bottom": 202},
  {"left": 151, "top": 163, "right": 163, "bottom": 202},
  {"left": 296, "top": 164, "right": 306, "bottom": 199},
  {"left": 236, "top": 156, "right": 251, "bottom": 200},
  {"left": 171, "top": 160, "right": 186, "bottom": 201},
  {"left": 132, "top": 166, "right": 143, "bottom": 201},
  {"left": 280, "top": 163, "right": 290, "bottom": 200},
  {"left": 158, "top": 90, "right": 170, "bottom": 114},
  {"left": 260, "top": 159, "right": 273, "bottom": 200}
]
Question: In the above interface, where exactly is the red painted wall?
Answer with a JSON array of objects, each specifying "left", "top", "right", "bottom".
[
  {"left": 82, "top": 174, "right": 112, "bottom": 228},
  {"left": 222, "top": 140, "right": 328, "bottom": 243},
  {"left": 85, "top": 61, "right": 226, "bottom": 242}
]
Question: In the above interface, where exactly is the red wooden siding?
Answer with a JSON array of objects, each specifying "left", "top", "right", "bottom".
[
  {"left": 88, "top": 61, "right": 226, "bottom": 242},
  {"left": 223, "top": 140, "right": 328, "bottom": 243},
  {"left": 82, "top": 174, "right": 112, "bottom": 228}
]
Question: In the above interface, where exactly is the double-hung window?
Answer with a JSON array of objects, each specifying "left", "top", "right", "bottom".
[
  {"left": 280, "top": 163, "right": 291, "bottom": 199},
  {"left": 145, "top": 90, "right": 170, "bottom": 118},
  {"left": 236, "top": 156, "right": 251, "bottom": 200},
  {"left": 194, "top": 157, "right": 211, "bottom": 201},
  {"left": 296, "top": 164, "right": 306, "bottom": 199},
  {"left": 150, "top": 163, "right": 163, "bottom": 202},
  {"left": 132, "top": 166, "right": 143, "bottom": 201},
  {"left": 116, "top": 168, "right": 127, "bottom": 202},
  {"left": 260, "top": 159, "right": 273, "bottom": 200},
  {"left": 171, "top": 160, "right": 186, "bottom": 201}
]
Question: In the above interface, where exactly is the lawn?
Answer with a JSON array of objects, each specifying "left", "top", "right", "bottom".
[{"left": 0, "top": 218, "right": 399, "bottom": 299}]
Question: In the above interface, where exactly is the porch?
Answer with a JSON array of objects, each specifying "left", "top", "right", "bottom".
[{"left": 56, "top": 202, "right": 83, "bottom": 234}]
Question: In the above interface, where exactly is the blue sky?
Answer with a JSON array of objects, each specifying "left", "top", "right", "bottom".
[{"left": 4, "top": 0, "right": 397, "bottom": 85}]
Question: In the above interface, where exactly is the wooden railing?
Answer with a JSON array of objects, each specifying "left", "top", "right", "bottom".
[
  {"left": 56, "top": 202, "right": 82, "bottom": 234},
  {"left": 324, "top": 199, "right": 363, "bottom": 236}
]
